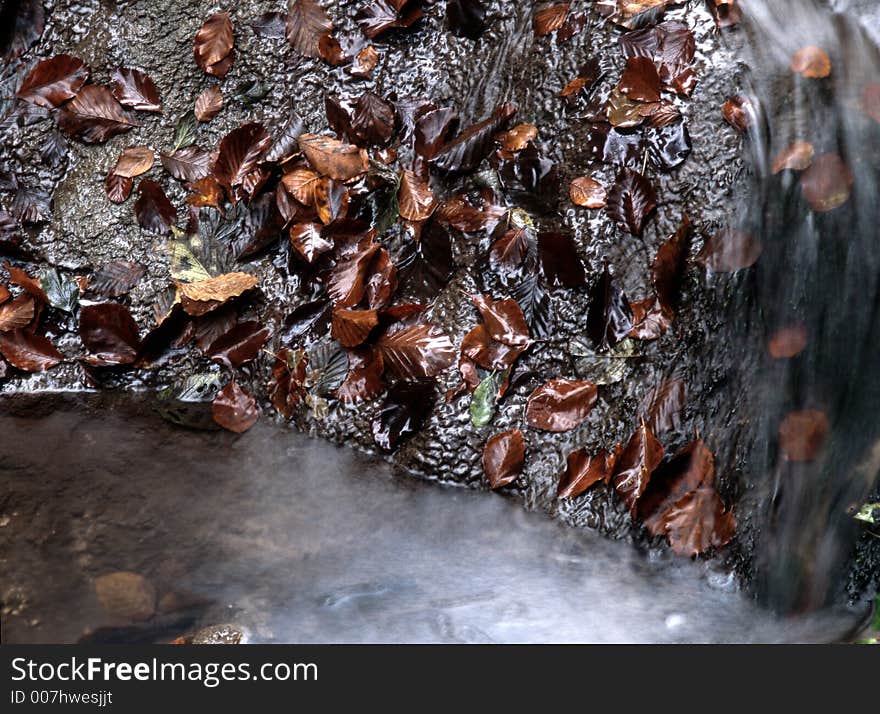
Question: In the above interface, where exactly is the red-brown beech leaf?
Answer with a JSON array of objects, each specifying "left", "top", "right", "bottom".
[
  {"left": 768, "top": 324, "right": 808, "bottom": 359},
  {"left": 161, "top": 146, "right": 213, "bottom": 183},
  {"left": 16, "top": 54, "right": 89, "bottom": 108},
  {"left": 5, "top": 263, "right": 48, "bottom": 303},
  {"left": 112, "top": 146, "right": 154, "bottom": 178},
  {"left": 290, "top": 222, "right": 333, "bottom": 263},
  {"left": 299, "top": 134, "right": 369, "bottom": 181},
  {"left": 415, "top": 106, "right": 459, "bottom": 160},
  {"left": 194, "top": 86, "right": 223, "bottom": 122},
  {"left": 607, "top": 168, "right": 657, "bottom": 236},
  {"left": 722, "top": 95, "right": 757, "bottom": 133},
  {"left": 697, "top": 228, "right": 762, "bottom": 272},
  {"left": 472, "top": 294, "right": 531, "bottom": 347},
  {"left": 619, "top": 56, "right": 661, "bottom": 103},
  {"left": 640, "top": 377, "right": 685, "bottom": 435},
  {"left": 799, "top": 153, "right": 854, "bottom": 212},
  {"left": 206, "top": 321, "right": 271, "bottom": 368},
  {"left": 287, "top": 0, "right": 333, "bottom": 58},
  {"left": 771, "top": 140, "right": 814, "bottom": 174},
  {"left": 212, "top": 381, "right": 259, "bottom": 433},
  {"left": 612, "top": 419, "right": 664, "bottom": 514},
  {"left": 538, "top": 232, "right": 586, "bottom": 287},
  {"left": 534, "top": 3, "right": 570, "bottom": 36},
  {"left": 460, "top": 323, "right": 527, "bottom": 372},
  {"left": 628, "top": 296, "right": 672, "bottom": 341},
  {"left": 331, "top": 308, "right": 379, "bottom": 347},
  {"left": 432, "top": 102, "right": 517, "bottom": 172},
  {"left": 655, "top": 487, "right": 736, "bottom": 557},
  {"left": 371, "top": 379, "right": 435, "bottom": 452},
  {"left": 351, "top": 91, "right": 395, "bottom": 146},
  {"left": 377, "top": 322, "right": 455, "bottom": 381},
  {"left": 587, "top": 263, "right": 633, "bottom": 352},
  {"left": 327, "top": 242, "right": 380, "bottom": 306},
  {"left": 0, "top": 295, "right": 35, "bottom": 332},
  {"left": 194, "top": 12, "right": 234, "bottom": 75},
  {"left": 356, "top": 0, "right": 424, "bottom": 40},
  {"left": 109, "top": 67, "right": 161, "bottom": 113},
  {"left": 90, "top": 262, "right": 146, "bottom": 298},
  {"left": 569, "top": 176, "right": 607, "bottom": 208},
  {"left": 483, "top": 428, "right": 525, "bottom": 490},
  {"left": 213, "top": 122, "right": 271, "bottom": 190},
  {"left": 57, "top": 84, "right": 137, "bottom": 143},
  {"left": 525, "top": 378, "right": 598, "bottom": 433},
  {"left": 653, "top": 215, "right": 690, "bottom": 317},
  {"left": 336, "top": 346, "right": 385, "bottom": 404},
  {"left": 790, "top": 45, "right": 831, "bottom": 79},
  {"left": 134, "top": 179, "right": 176, "bottom": 234},
  {"left": 105, "top": 171, "right": 133, "bottom": 204},
  {"left": 0, "top": 329, "right": 63, "bottom": 371},
  {"left": 268, "top": 348, "right": 307, "bottom": 418},
  {"left": 779, "top": 409, "right": 829, "bottom": 463},
  {"left": 79, "top": 303, "right": 141, "bottom": 365},
  {"left": 398, "top": 169, "right": 437, "bottom": 222},
  {"left": 558, "top": 447, "right": 618, "bottom": 498},
  {"left": 490, "top": 228, "right": 529, "bottom": 271},
  {"left": 638, "top": 438, "right": 714, "bottom": 536}
]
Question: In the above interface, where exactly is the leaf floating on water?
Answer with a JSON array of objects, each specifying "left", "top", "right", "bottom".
[
  {"left": 790, "top": 45, "right": 831, "bottom": 79},
  {"left": 351, "top": 91, "right": 395, "bottom": 146},
  {"left": 287, "top": 0, "right": 333, "bottom": 57},
  {"left": 79, "top": 303, "right": 141, "bottom": 365},
  {"left": 779, "top": 409, "right": 829, "bottom": 463},
  {"left": 194, "top": 12, "right": 235, "bottom": 77},
  {"left": 533, "top": 3, "right": 570, "bottom": 37},
  {"left": 213, "top": 122, "right": 271, "bottom": 190},
  {"left": 109, "top": 67, "right": 161, "bottom": 113},
  {"left": 331, "top": 308, "right": 379, "bottom": 347},
  {"left": 558, "top": 447, "right": 618, "bottom": 498},
  {"left": 447, "top": 0, "right": 487, "bottom": 40},
  {"left": 113, "top": 145, "right": 154, "bottom": 178},
  {"left": 612, "top": 419, "right": 664, "bottom": 514},
  {"left": 697, "top": 228, "right": 761, "bottom": 272},
  {"left": 587, "top": 263, "right": 633, "bottom": 352},
  {"left": 768, "top": 324, "right": 808, "bottom": 359},
  {"left": 299, "top": 134, "right": 369, "bottom": 181},
  {"left": 16, "top": 54, "right": 88, "bottom": 108},
  {"left": 569, "top": 176, "right": 607, "bottom": 208},
  {"left": 194, "top": 86, "right": 223, "bottom": 122},
  {"left": 771, "top": 140, "right": 814, "bottom": 174},
  {"left": 619, "top": 56, "right": 661, "bottom": 103},
  {"left": 371, "top": 379, "right": 435, "bottom": 452},
  {"left": 607, "top": 168, "right": 656, "bottom": 236},
  {"left": 0, "top": 295, "right": 34, "bottom": 332},
  {"left": 482, "top": 428, "right": 525, "bottom": 489},
  {"left": 212, "top": 381, "right": 259, "bottom": 433},
  {"left": 432, "top": 102, "right": 517, "bottom": 172},
  {"left": 57, "top": 85, "right": 138, "bottom": 143},
  {"left": 377, "top": 322, "right": 455, "bottom": 381},
  {"left": 799, "top": 152, "right": 853, "bottom": 212},
  {"left": 0, "top": 329, "right": 63, "bottom": 371},
  {"left": 134, "top": 179, "right": 176, "bottom": 234},
  {"left": 105, "top": 171, "right": 133, "bottom": 204},
  {"left": 525, "top": 378, "right": 598, "bottom": 433}
]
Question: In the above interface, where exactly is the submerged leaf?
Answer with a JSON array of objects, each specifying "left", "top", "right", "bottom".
[
  {"left": 655, "top": 488, "right": 736, "bottom": 557},
  {"left": 799, "top": 153, "right": 853, "bottom": 212},
  {"left": 612, "top": 419, "right": 664, "bottom": 514},
  {"left": 569, "top": 176, "right": 607, "bottom": 208},
  {"left": 432, "top": 102, "right": 517, "bottom": 172},
  {"left": 587, "top": 264, "right": 633, "bottom": 352},
  {"left": 697, "top": 228, "right": 761, "bottom": 272},
  {"left": 790, "top": 45, "right": 831, "bottom": 79},
  {"left": 779, "top": 409, "right": 829, "bottom": 463},
  {"left": 79, "top": 303, "right": 141, "bottom": 365}
]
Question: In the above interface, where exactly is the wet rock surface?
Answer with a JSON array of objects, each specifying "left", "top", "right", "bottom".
[{"left": 0, "top": 1, "right": 755, "bottom": 552}]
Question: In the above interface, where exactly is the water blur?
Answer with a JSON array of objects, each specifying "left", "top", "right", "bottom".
[
  {"left": 0, "top": 395, "right": 863, "bottom": 643},
  {"left": 732, "top": 0, "right": 880, "bottom": 611}
]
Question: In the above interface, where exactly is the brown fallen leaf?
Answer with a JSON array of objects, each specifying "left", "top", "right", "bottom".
[
  {"left": 790, "top": 45, "right": 831, "bottom": 79},
  {"left": 336, "top": 346, "right": 385, "bottom": 404},
  {"left": 134, "top": 179, "right": 175, "bottom": 234},
  {"left": 619, "top": 56, "right": 661, "bottom": 103},
  {"left": 497, "top": 123, "right": 537, "bottom": 153},
  {"left": 472, "top": 294, "right": 531, "bottom": 348},
  {"left": 299, "top": 133, "right": 370, "bottom": 181},
  {"left": 398, "top": 169, "right": 437, "bottom": 222},
  {"left": 212, "top": 381, "right": 260, "bottom": 433},
  {"left": 722, "top": 95, "right": 757, "bottom": 133},
  {"left": 213, "top": 122, "right": 272, "bottom": 190},
  {"left": 525, "top": 378, "right": 598, "bottom": 433},
  {"left": 194, "top": 12, "right": 235, "bottom": 77},
  {"left": 290, "top": 222, "right": 333, "bottom": 263},
  {"left": 351, "top": 45, "right": 379, "bottom": 77},
  {"left": 109, "top": 67, "right": 162, "bottom": 113},
  {"left": 79, "top": 303, "right": 141, "bottom": 366},
  {"left": 205, "top": 321, "right": 271, "bottom": 367},
  {"left": 94, "top": 571, "right": 156, "bottom": 621},
  {"left": 186, "top": 176, "right": 224, "bottom": 208},
  {"left": 377, "top": 322, "right": 455, "bottom": 381},
  {"left": 768, "top": 324, "right": 808, "bottom": 359},
  {"left": 5, "top": 263, "right": 48, "bottom": 303},
  {"left": 799, "top": 152, "right": 853, "bottom": 212},
  {"left": 482, "top": 428, "right": 525, "bottom": 489},
  {"left": 640, "top": 378, "right": 685, "bottom": 435},
  {"left": 287, "top": 0, "right": 333, "bottom": 58},
  {"left": 16, "top": 54, "right": 89, "bottom": 108},
  {"left": 331, "top": 308, "right": 379, "bottom": 347},
  {"left": 0, "top": 329, "right": 63, "bottom": 371},
  {"left": 534, "top": 3, "right": 570, "bottom": 37},
  {"left": 569, "top": 176, "right": 607, "bottom": 208},
  {"left": 177, "top": 272, "right": 258, "bottom": 315},
  {"left": 57, "top": 84, "right": 138, "bottom": 143},
  {"left": 558, "top": 447, "right": 618, "bottom": 498},
  {"left": 113, "top": 145, "right": 154, "bottom": 178},
  {"left": 0, "top": 294, "right": 34, "bottom": 332},
  {"left": 282, "top": 168, "right": 322, "bottom": 205},
  {"left": 697, "top": 228, "right": 762, "bottom": 272},
  {"left": 771, "top": 140, "right": 814, "bottom": 174},
  {"left": 195, "top": 85, "right": 223, "bottom": 121},
  {"left": 779, "top": 409, "right": 829, "bottom": 462},
  {"left": 655, "top": 487, "right": 736, "bottom": 557},
  {"left": 612, "top": 419, "right": 664, "bottom": 514}
]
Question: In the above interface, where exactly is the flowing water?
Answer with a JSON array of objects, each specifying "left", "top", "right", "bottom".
[{"left": 730, "top": 0, "right": 880, "bottom": 612}]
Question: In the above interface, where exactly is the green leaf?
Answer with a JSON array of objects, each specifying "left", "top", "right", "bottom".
[
  {"left": 853, "top": 502, "right": 880, "bottom": 525},
  {"left": 40, "top": 268, "right": 79, "bottom": 313},
  {"left": 172, "top": 110, "right": 198, "bottom": 151},
  {"left": 470, "top": 370, "right": 505, "bottom": 428}
]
